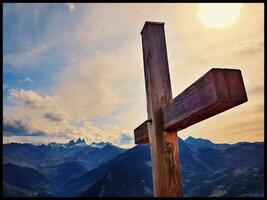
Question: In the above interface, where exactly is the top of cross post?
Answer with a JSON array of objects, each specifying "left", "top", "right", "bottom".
[{"left": 140, "top": 21, "right": 165, "bottom": 35}]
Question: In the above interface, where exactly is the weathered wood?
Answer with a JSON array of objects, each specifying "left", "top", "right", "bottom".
[
  {"left": 134, "top": 119, "right": 150, "bottom": 144},
  {"left": 162, "top": 68, "right": 248, "bottom": 132},
  {"left": 140, "top": 21, "right": 183, "bottom": 197},
  {"left": 135, "top": 21, "right": 248, "bottom": 198}
]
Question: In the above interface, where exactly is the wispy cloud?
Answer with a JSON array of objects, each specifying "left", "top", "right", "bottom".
[
  {"left": 18, "top": 78, "right": 33, "bottom": 84},
  {"left": 65, "top": 3, "right": 76, "bottom": 12},
  {"left": 234, "top": 40, "right": 264, "bottom": 55},
  {"left": 44, "top": 111, "right": 64, "bottom": 122},
  {"left": 3, "top": 40, "right": 57, "bottom": 67},
  {"left": 3, "top": 84, "right": 8, "bottom": 90},
  {"left": 120, "top": 134, "right": 133, "bottom": 145},
  {"left": 248, "top": 85, "right": 264, "bottom": 96}
]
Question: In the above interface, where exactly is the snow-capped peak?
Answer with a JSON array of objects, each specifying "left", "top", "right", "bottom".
[
  {"left": 68, "top": 138, "right": 86, "bottom": 147},
  {"left": 47, "top": 138, "right": 87, "bottom": 149},
  {"left": 90, "top": 142, "right": 112, "bottom": 149},
  {"left": 48, "top": 142, "right": 66, "bottom": 149}
]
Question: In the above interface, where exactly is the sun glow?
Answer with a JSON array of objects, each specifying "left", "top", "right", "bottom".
[{"left": 198, "top": 3, "right": 242, "bottom": 29}]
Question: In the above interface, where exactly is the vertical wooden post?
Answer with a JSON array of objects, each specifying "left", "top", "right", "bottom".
[{"left": 141, "top": 21, "right": 183, "bottom": 197}]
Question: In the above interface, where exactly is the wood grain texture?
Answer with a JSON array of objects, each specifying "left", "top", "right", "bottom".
[
  {"left": 162, "top": 68, "right": 248, "bottom": 132},
  {"left": 134, "top": 120, "right": 150, "bottom": 144},
  {"left": 140, "top": 21, "right": 183, "bottom": 197}
]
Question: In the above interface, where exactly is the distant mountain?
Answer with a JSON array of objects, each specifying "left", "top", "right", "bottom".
[
  {"left": 4, "top": 183, "right": 36, "bottom": 197},
  {"left": 3, "top": 139, "right": 125, "bottom": 170},
  {"left": 67, "top": 138, "right": 86, "bottom": 147},
  {"left": 3, "top": 163, "right": 53, "bottom": 197},
  {"left": 3, "top": 139, "right": 126, "bottom": 196},
  {"left": 185, "top": 136, "right": 231, "bottom": 150},
  {"left": 75, "top": 138, "right": 264, "bottom": 197},
  {"left": 90, "top": 142, "right": 113, "bottom": 149},
  {"left": 54, "top": 161, "right": 88, "bottom": 187},
  {"left": 3, "top": 137, "right": 264, "bottom": 197},
  {"left": 80, "top": 144, "right": 152, "bottom": 197},
  {"left": 60, "top": 144, "right": 151, "bottom": 197}
]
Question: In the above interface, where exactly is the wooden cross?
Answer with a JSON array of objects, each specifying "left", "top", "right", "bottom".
[{"left": 134, "top": 21, "right": 248, "bottom": 197}]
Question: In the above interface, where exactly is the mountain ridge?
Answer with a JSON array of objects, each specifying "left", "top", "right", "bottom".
[
  {"left": 3, "top": 137, "right": 264, "bottom": 197},
  {"left": 3, "top": 139, "right": 126, "bottom": 196},
  {"left": 77, "top": 139, "right": 264, "bottom": 197}
]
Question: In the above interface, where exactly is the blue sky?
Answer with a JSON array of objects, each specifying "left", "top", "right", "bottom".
[
  {"left": 4, "top": 4, "right": 84, "bottom": 95},
  {"left": 3, "top": 3, "right": 264, "bottom": 147}
]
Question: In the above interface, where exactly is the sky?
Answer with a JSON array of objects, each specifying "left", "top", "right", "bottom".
[{"left": 3, "top": 3, "right": 264, "bottom": 148}]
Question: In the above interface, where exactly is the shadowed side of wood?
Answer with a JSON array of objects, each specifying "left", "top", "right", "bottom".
[
  {"left": 134, "top": 120, "right": 150, "bottom": 144},
  {"left": 162, "top": 68, "right": 248, "bottom": 132},
  {"left": 141, "top": 22, "right": 182, "bottom": 197}
]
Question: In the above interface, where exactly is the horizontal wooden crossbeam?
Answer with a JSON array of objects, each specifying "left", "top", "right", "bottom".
[
  {"left": 134, "top": 119, "right": 151, "bottom": 144},
  {"left": 134, "top": 68, "right": 248, "bottom": 144},
  {"left": 162, "top": 68, "right": 248, "bottom": 132}
]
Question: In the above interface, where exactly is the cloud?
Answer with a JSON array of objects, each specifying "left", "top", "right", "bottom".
[
  {"left": 44, "top": 111, "right": 64, "bottom": 122},
  {"left": 4, "top": 88, "right": 135, "bottom": 147},
  {"left": 65, "top": 3, "right": 76, "bottom": 12},
  {"left": 120, "top": 134, "right": 133, "bottom": 144},
  {"left": 3, "top": 40, "right": 57, "bottom": 67},
  {"left": 3, "top": 116, "right": 47, "bottom": 136},
  {"left": 9, "top": 88, "right": 57, "bottom": 109},
  {"left": 18, "top": 78, "right": 33, "bottom": 84},
  {"left": 249, "top": 85, "right": 264, "bottom": 96},
  {"left": 3, "top": 84, "right": 8, "bottom": 90},
  {"left": 7, "top": 88, "right": 70, "bottom": 124},
  {"left": 54, "top": 56, "right": 125, "bottom": 119},
  {"left": 234, "top": 40, "right": 263, "bottom": 55}
]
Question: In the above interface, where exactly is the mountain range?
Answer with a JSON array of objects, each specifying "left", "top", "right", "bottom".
[
  {"left": 3, "top": 137, "right": 264, "bottom": 197},
  {"left": 3, "top": 138, "right": 125, "bottom": 196}
]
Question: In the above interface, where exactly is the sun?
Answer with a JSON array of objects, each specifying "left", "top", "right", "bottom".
[{"left": 198, "top": 3, "right": 242, "bottom": 29}]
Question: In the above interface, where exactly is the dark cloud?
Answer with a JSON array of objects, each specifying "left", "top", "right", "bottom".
[
  {"left": 24, "top": 100, "right": 40, "bottom": 108},
  {"left": 3, "top": 116, "right": 47, "bottom": 136},
  {"left": 120, "top": 134, "right": 133, "bottom": 144},
  {"left": 44, "top": 112, "right": 63, "bottom": 122}
]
